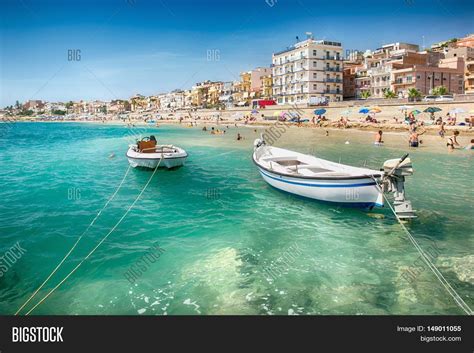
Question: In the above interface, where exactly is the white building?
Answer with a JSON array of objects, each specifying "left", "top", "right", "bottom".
[
  {"left": 272, "top": 34, "right": 343, "bottom": 104},
  {"left": 158, "top": 90, "right": 186, "bottom": 111}
]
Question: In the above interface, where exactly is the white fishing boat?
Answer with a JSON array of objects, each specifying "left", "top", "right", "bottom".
[
  {"left": 253, "top": 137, "right": 416, "bottom": 219},
  {"left": 126, "top": 136, "right": 187, "bottom": 169}
]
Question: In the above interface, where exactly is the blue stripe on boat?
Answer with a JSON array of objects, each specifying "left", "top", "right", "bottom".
[{"left": 259, "top": 169, "right": 377, "bottom": 188}]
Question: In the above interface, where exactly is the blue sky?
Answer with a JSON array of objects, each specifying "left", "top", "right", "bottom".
[{"left": 0, "top": 0, "right": 472, "bottom": 106}]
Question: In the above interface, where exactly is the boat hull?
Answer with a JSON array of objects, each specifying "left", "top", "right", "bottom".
[
  {"left": 256, "top": 166, "right": 383, "bottom": 208},
  {"left": 126, "top": 148, "right": 187, "bottom": 169}
]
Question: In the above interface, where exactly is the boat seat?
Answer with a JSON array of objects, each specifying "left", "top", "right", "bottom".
[
  {"left": 263, "top": 156, "right": 300, "bottom": 162},
  {"left": 138, "top": 140, "right": 157, "bottom": 153},
  {"left": 288, "top": 165, "right": 332, "bottom": 173}
]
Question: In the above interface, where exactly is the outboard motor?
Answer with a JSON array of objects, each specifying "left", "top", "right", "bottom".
[{"left": 382, "top": 154, "right": 416, "bottom": 219}]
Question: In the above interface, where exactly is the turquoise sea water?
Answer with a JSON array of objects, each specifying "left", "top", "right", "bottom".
[{"left": 0, "top": 122, "right": 472, "bottom": 315}]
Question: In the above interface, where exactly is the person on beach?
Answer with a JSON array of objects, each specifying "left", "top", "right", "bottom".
[
  {"left": 408, "top": 127, "right": 424, "bottom": 147},
  {"left": 325, "top": 130, "right": 329, "bottom": 136},
  {"left": 446, "top": 131, "right": 460, "bottom": 151},
  {"left": 202, "top": 126, "right": 207, "bottom": 131},
  {"left": 375, "top": 130, "right": 383, "bottom": 145},
  {"left": 438, "top": 123, "right": 446, "bottom": 138}
]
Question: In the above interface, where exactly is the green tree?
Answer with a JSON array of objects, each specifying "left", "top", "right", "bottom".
[
  {"left": 432, "top": 86, "right": 448, "bottom": 95},
  {"left": 383, "top": 89, "right": 397, "bottom": 99},
  {"left": 407, "top": 88, "right": 421, "bottom": 102},
  {"left": 361, "top": 90, "right": 371, "bottom": 99},
  {"left": 65, "top": 101, "right": 74, "bottom": 109}
]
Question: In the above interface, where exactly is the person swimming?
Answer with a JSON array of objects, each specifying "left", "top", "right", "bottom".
[
  {"left": 237, "top": 133, "right": 242, "bottom": 141},
  {"left": 465, "top": 139, "right": 474, "bottom": 150}
]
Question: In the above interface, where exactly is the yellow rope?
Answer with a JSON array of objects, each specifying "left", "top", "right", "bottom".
[
  {"left": 24, "top": 158, "right": 162, "bottom": 315},
  {"left": 15, "top": 165, "right": 132, "bottom": 315}
]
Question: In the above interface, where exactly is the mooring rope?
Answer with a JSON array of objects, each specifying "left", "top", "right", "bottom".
[
  {"left": 23, "top": 158, "right": 162, "bottom": 315},
  {"left": 369, "top": 173, "right": 472, "bottom": 315},
  {"left": 382, "top": 194, "right": 472, "bottom": 315},
  {"left": 15, "top": 165, "right": 132, "bottom": 315}
]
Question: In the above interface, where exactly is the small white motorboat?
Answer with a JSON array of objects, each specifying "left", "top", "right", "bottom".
[
  {"left": 126, "top": 136, "right": 187, "bottom": 169},
  {"left": 253, "top": 137, "right": 416, "bottom": 218}
]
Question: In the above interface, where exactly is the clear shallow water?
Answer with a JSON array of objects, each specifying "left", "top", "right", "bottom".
[{"left": 0, "top": 122, "right": 472, "bottom": 315}]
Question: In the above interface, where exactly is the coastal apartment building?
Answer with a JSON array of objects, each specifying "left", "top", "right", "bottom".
[
  {"left": 365, "top": 43, "right": 421, "bottom": 98},
  {"left": 466, "top": 59, "right": 474, "bottom": 93},
  {"left": 445, "top": 45, "right": 474, "bottom": 94},
  {"left": 354, "top": 66, "right": 371, "bottom": 98},
  {"left": 272, "top": 35, "right": 343, "bottom": 104},
  {"left": 391, "top": 57, "right": 465, "bottom": 97}
]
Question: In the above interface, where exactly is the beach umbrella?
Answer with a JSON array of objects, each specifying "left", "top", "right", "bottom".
[
  {"left": 449, "top": 108, "right": 465, "bottom": 115},
  {"left": 411, "top": 110, "right": 421, "bottom": 115},
  {"left": 423, "top": 107, "right": 442, "bottom": 113},
  {"left": 314, "top": 109, "right": 326, "bottom": 115},
  {"left": 369, "top": 107, "right": 382, "bottom": 113},
  {"left": 398, "top": 105, "right": 413, "bottom": 111},
  {"left": 359, "top": 108, "right": 370, "bottom": 114},
  {"left": 341, "top": 109, "right": 352, "bottom": 116}
]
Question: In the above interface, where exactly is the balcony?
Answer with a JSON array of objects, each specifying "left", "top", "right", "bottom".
[
  {"left": 325, "top": 67, "right": 341, "bottom": 72},
  {"left": 324, "top": 78, "right": 342, "bottom": 83},
  {"left": 324, "top": 56, "right": 343, "bottom": 61},
  {"left": 324, "top": 89, "right": 342, "bottom": 94}
]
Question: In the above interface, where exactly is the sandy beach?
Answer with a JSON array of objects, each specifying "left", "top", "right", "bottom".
[{"left": 12, "top": 100, "right": 474, "bottom": 136}]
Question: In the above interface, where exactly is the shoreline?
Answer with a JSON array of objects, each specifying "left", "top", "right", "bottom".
[{"left": 8, "top": 117, "right": 474, "bottom": 136}]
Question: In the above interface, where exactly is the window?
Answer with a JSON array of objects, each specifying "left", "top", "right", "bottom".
[
  {"left": 313, "top": 50, "right": 317, "bottom": 56},
  {"left": 313, "top": 73, "right": 317, "bottom": 79},
  {"left": 313, "top": 84, "right": 317, "bottom": 90},
  {"left": 313, "top": 61, "right": 317, "bottom": 67}
]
